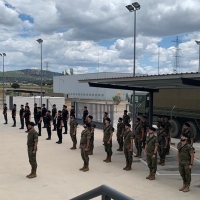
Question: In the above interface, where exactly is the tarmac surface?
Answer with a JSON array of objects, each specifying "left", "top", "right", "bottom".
[{"left": 0, "top": 111, "right": 200, "bottom": 200}]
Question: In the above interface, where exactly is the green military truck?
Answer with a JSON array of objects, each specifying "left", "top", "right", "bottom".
[{"left": 128, "top": 89, "right": 200, "bottom": 141}]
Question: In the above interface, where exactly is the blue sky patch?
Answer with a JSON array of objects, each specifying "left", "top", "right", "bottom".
[
  {"left": 98, "top": 39, "right": 117, "bottom": 48},
  {"left": 19, "top": 13, "right": 34, "bottom": 23}
]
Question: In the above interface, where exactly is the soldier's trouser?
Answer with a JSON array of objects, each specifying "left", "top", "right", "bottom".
[
  {"left": 117, "top": 134, "right": 123, "bottom": 148},
  {"left": 158, "top": 146, "right": 166, "bottom": 161},
  {"left": 104, "top": 141, "right": 113, "bottom": 156},
  {"left": 179, "top": 162, "right": 191, "bottom": 185},
  {"left": 147, "top": 153, "right": 157, "bottom": 173},
  {"left": 124, "top": 148, "right": 133, "bottom": 165},
  {"left": 81, "top": 147, "right": 89, "bottom": 165},
  {"left": 47, "top": 126, "right": 51, "bottom": 138},
  {"left": 57, "top": 128, "right": 62, "bottom": 142},
  {"left": 43, "top": 116, "right": 47, "bottom": 127},
  {"left": 20, "top": 117, "right": 24, "bottom": 128},
  {"left": 28, "top": 147, "right": 37, "bottom": 171},
  {"left": 90, "top": 134, "right": 94, "bottom": 151},
  {"left": 34, "top": 115, "right": 37, "bottom": 125},
  {"left": 70, "top": 133, "right": 77, "bottom": 145},
  {"left": 25, "top": 119, "right": 29, "bottom": 130},
  {"left": 53, "top": 118, "right": 57, "bottom": 129},
  {"left": 142, "top": 134, "right": 147, "bottom": 147},
  {"left": 38, "top": 123, "right": 41, "bottom": 135},
  {"left": 12, "top": 116, "right": 16, "bottom": 125},
  {"left": 134, "top": 137, "right": 142, "bottom": 153},
  {"left": 166, "top": 137, "right": 171, "bottom": 154},
  {"left": 4, "top": 114, "right": 7, "bottom": 123},
  {"left": 63, "top": 118, "right": 68, "bottom": 133}
]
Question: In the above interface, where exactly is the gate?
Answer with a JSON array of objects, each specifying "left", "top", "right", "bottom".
[{"left": 73, "top": 102, "right": 114, "bottom": 129}]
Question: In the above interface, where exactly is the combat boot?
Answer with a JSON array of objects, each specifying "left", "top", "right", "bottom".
[
  {"left": 158, "top": 160, "right": 162, "bottom": 165},
  {"left": 161, "top": 160, "right": 165, "bottom": 166},
  {"left": 126, "top": 164, "right": 132, "bottom": 171},
  {"left": 26, "top": 169, "right": 33, "bottom": 178},
  {"left": 179, "top": 183, "right": 186, "bottom": 191},
  {"left": 146, "top": 171, "right": 152, "bottom": 179},
  {"left": 103, "top": 156, "right": 108, "bottom": 162},
  {"left": 105, "top": 156, "right": 111, "bottom": 163},
  {"left": 70, "top": 145, "right": 77, "bottom": 150},
  {"left": 134, "top": 151, "right": 139, "bottom": 157},
  {"left": 89, "top": 150, "right": 93, "bottom": 155},
  {"left": 79, "top": 165, "right": 86, "bottom": 171},
  {"left": 28, "top": 170, "right": 37, "bottom": 179},
  {"left": 123, "top": 162, "right": 128, "bottom": 170},
  {"left": 149, "top": 173, "right": 155, "bottom": 180},
  {"left": 183, "top": 185, "right": 190, "bottom": 192},
  {"left": 119, "top": 148, "right": 123, "bottom": 152},
  {"left": 83, "top": 165, "right": 89, "bottom": 172},
  {"left": 138, "top": 152, "right": 142, "bottom": 158}
]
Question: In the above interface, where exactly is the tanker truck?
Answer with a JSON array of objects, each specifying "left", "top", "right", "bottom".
[{"left": 128, "top": 89, "right": 200, "bottom": 141}]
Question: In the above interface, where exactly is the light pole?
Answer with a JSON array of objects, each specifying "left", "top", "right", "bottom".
[
  {"left": 126, "top": 2, "right": 141, "bottom": 129},
  {"left": 0, "top": 53, "right": 6, "bottom": 105},
  {"left": 195, "top": 40, "right": 200, "bottom": 72},
  {"left": 158, "top": 45, "right": 160, "bottom": 75},
  {"left": 36, "top": 38, "right": 43, "bottom": 107}
]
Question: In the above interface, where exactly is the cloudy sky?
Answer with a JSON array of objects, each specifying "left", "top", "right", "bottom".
[{"left": 0, "top": 0, "right": 200, "bottom": 75}]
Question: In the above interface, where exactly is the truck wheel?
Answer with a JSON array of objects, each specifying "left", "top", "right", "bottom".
[
  {"left": 170, "top": 119, "right": 181, "bottom": 138},
  {"left": 185, "top": 121, "right": 199, "bottom": 142}
]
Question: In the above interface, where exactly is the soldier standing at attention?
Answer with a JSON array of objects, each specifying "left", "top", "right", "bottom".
[
  {"left": 163, "top": 116, "right": 172, "bottom": 155},
  {"left": 144, "top": 127, "right": 158, "bottom": 180},
  {"left": 117, "top": 117, "right": 124, "bottom": 151},
  {"left": 87, "top": 115, "right": 96, "bottom": 155},
  {"left": 103, "top": 117, "right": 114, "bottom": 163},
  {"left": 11, "top": 104, "right": 17, "bottom": 127},
  {"left": 82, "top": 106, "right": 88, "bottom": 124},
  {"left": 122, "top": 110, "right": 130, "bottom": 125},
  {"left": 157, "top": 124, "right": 168, "bottom": 166},
  {"left": 19, "top": 104, "right": 25, "bottom": 129},
  {"left": 33, "top": 103, "right": 38, "bottom": 125},
  {"left": 134, "top": 118, "right": 143, "bottom": 158},
  {"left": 103, "top": 112, "right": 108, "bottom": 129},
  {"left": 123, "top": 124, "right": 134, "bottom": 171},
  {"left": 69, "top": 115, "right": 78, "bottom": 149},
  {"left": 46, "top": 110, "right": 52, "bottom": 140},
  {"left": 3, "top": 103, "right": 8, "bottom": 124},
  {"left": 36, "top": 107, "right": 42, "bottom": 136},
  {"left": 42, "top": 104, "right": 47, "bottom": 128},
  {"left": 26, "top": 122, "right": 38, "bottom": 179},
  {"left": 182, "top": 123, "right": 194, "bottom": 146},
  {"left": 56, "top": 110, "right": 63, "bottom": 144},
  {"left": 79, "top": 122, "right": 91, "bottom": 172},
  {"left": 24, "top": 106, "right": 31, "bottom": 133},
  {"left": 70, "top": 105, "right": 75, "bottom": 117},
  {"left": 141, "top": 115, "right": 149, "bottom": 149},
  {"left": 177, "top": 133, "right": 195, "bottom": 192},
  {"left": 52, "top": 104, "right": 57, "bottom": 131},
  {"left": 62, "top": 105, "right": 69, "bottom": 134}
]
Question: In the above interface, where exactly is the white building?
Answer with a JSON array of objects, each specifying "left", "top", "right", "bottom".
[{"left": 53, "top": 72, "right": 135, "bottom": 100}]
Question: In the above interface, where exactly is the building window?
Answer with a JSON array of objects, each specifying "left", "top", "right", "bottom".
[
  {"left": 95, "top": 94, "right": 97, "bottom": 96},
  {"left": 101, "top": 94, "right": 104, "bottom": 96},
  {"left": 86, "top": 94, "right": 88, "bottom": 96},
  {"left": 78, "top": 93, "right": 80, "bottom": 95},
  {"left": 89, "top": 94, "right": 91, "bottom": 96},
  {"left": 98, "top": 94, "right": 100, "bottom": 96},
  {"left": 92, "top": 94, "right": 94, "bottom": 96}
]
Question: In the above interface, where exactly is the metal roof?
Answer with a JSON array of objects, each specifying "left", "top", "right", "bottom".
[
  {"left": 79, "top": 72, "right": 200, "bottom": 91},
  {"left": 6, "top": 89, "right": 45, "bottom": 94}
]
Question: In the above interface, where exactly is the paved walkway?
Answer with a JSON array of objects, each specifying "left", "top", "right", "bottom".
[{"left": 0, "top": 113, "right": 199, "bottom": 200}]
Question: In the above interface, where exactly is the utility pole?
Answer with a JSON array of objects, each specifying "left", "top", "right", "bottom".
[
  {"left": 44, "top": 61, "right": 50, "bottom": 71},
  {"left": 158, "top": 46, "right": 160, "bottom": 75},
  {"left": 172, "top": 36, "right": 181, "bottom": 73}
]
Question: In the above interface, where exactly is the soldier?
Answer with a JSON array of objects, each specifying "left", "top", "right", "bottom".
[
  {"left": 33, "top": 103, "right": 38, "bottom": 125},
  {"left": 134, "top": 118, "right": 143, "bottom": 158},
  {"left": 182, "top": 123, "right": 194, "bottom": 146},
  {"left": 19, "top": 104, "right": 25, "bottom": 129},
  {"left": 36, "top": 107, "right": 42, "bottom": 136},
  {"left": 42, "top": 104, "right": 47, "bottom": 128},
  {"left": 163, "top": 116, "right": 172, "bottom": 155},
  {"left": 62, "top": 105, "right": 69, "bottom": 134},
  {"left": 25, "top": 102, "right": 29, "bottom": 107},
  {"left": 122, "top": 110, "right": 130, "bottom": 125},
  {"left": 103, "top": 117, "right": 114, "bottom": 163},
  {"left": 157, "top": 124, "right": 168, "bottom": 166},
  {"left": 141, "top": 114, "right": 149, "bottom": 149},
  {"left": 69, "top": 115, "right": 78, "bottom": 149},
  {"left": 46, "top": 110, "right": 52, "bottom": 140},
  {"left": 103, "top": 112, "right": 108, "bottom": 129},
  {"left": 117, "top": 117, "right": 124, "bottom": 151},
  {"left": 11, "top": 104, "right": 16, "bottom": 127},
  {"left": 24, "top": 106, "right": 31, "bottom": 133},
  {"left": 87, "top": 115, "right": 96, "bottom": 155},
  {"left": 3, "top": 103, "right": 8, "bottom": 124},
  {"left": 56, "top": 110, "right": 63, "bottom": 144},
  {"left": 177, "top": 133, "right": 195, "bottom": 192},
  {"left": 70, "top": 105, "right": 75, "bottom": 117},
  {"left": 123, "top": 123, "right": 134, "bottom": 171},
  {"left": 26, "top": 121, "right": 38, "bottom": 179},
  {"left": 52, "top": 104, "right": 57, "bottom": 131},
  {"left": 82, "top": 106, "right": 88, "bottom": 124},
  {"left": 144, "top": 127, "right": 159, "bottom": 180},
  {"left": 79, "top": 122, "right": 91, "bottom": 172}
]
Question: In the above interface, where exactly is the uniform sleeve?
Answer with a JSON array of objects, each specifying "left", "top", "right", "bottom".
[
  {"left": 130, "top": 132, "right": 134, "bottom": 139},
  {"left": 189, "top": 132, "right": 195, "bottom": 140},
  {"left": 87, "top": 132, "right": 91, "bottom": 140},
  {"left": 74, "top": 121, "right": 78, "bottom": 128},
  {"left": 188, "top": 144, "right": 195, "bottom": 153},
  {"left": 155, "top": 137, "right": 159, "bottom": 146},
  {"left": 110, "top": 126, "right": 114, "bottom": 134},
  {"left": 33, "top": 131, "right": 38, "bottom": 142}
]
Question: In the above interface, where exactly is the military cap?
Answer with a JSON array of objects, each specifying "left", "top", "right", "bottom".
[
  {"left": 63, "top": 105, "right": 67, "bottom": 108},
  {"left": 184, "top": 122, "right": 190, "bottom": 127},
  {"left": 84, "top": 106, "right": 87, "bottom": 108},
  {"left": 125, "top": 123, "right": 131, "bottom": 127},
  {"left": 118, "top": 117, "right": 123, "bottom": 121},
  {"left": 105, "top": 117, "right": 111, "bottom": 122},
  {"left": 53, "top": 104, "right": 56, "bottom": 106},
  {"left": 164, "top": 115, "right": 169, "bottom": 119},
  {"left": 70, "top": 115, "right": 75, "bottom": 118},
  {"left": 4, "top": 103, "right": 7, "bottom": 105},
  {"left": 182, "top": 133, "right": 189, "bottom": 138},
  {"left": 124, "top": 110, "right": 128, "bottom": 113},
  {"left": 34, "top": 103, "right": 37, "bottom": 105},
  {"left": 13, "top": 104, "right": 16, "bottom": 106},
  {"left": 37, "top": 107, "right": 41, "bottom": 109},
  {"left": 136, "top": 117, "right": 141, "bottom": 122},
  {"left": 104, "top": 112, "right": 108, "bottom": 115},
  {"left": 42, "top": 104, "right": 45, "bottom": 106},
  {"left": 159, "top": 124, "right": 165, "bottom": 128},
  {"left": 47, "top": 110, "right": 51, "bottom": 113},
  {"left": 88, "top": 115, "right": 93, "bottom": 119},
  {"left": 58, "top": 110, "right": 62, "bottom": 113},
  {"left": 28, "top": 121, "right": 35, "bottom": 126},
  {"left": 21, "top": 104, "right": 24, "bottom": 106},
  {"left": 85, "top": 122, "right": 91, "bottom": 128},
  {"left": 142, "top": 114, "right": 147, "bottom": 119},
  {"left": 149, "top": 127, "right": 156, "bottom": 131}
]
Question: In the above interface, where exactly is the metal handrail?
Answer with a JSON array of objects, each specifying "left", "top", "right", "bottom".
[{"left": 70, "top": 184, "right": 134, "bottom": 200}]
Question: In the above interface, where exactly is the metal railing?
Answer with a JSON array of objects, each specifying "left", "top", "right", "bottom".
[{"left": 70, "top": 184, "right": 134, "bottom": 200}]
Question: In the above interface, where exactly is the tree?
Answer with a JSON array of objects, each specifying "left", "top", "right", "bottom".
[
  {"left": 112, "top": 95, "right": 121, "bottom": 112},
  {"left": 70, "top": 68, "right": 74, "bottom": 75},
  {"left": 11, "top": 83, "right": 20, "bottom": 89}
]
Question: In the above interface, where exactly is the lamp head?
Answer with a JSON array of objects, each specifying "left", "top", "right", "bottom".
[
  {"left": 195, "top": 40, "right": 200, "bottom": 45},
  {"left": 36, "top": 38, "right": 43, "bottom": 44},
  {"left": 132, "top": 2, "right": 141, "bottom": 10},
  {"left": 126, "top": 5, "right": 134, "bottom": 12}
]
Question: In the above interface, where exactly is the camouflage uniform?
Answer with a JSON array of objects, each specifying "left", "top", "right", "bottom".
[
  {"left": 177, "top": 142, "right": 195, "bottom": 186},
  {"left": 182, "top": 130, "right": 194, "bottom": 145},
  {"left": 103, "top": 125, "right": 114, "bottom": 157},
  {"left": 117, "top": 123, "right": 124, "bottom": 150},
  {"left": 70, "top": 120, "right": 78, "bottom": 148},
  {"left": 146, "top": 135, "right": 158, "bottom": 174},
  {"left": 157, "top": 130, "right": 167, "bottom": 163},
  {"left": 123, "top": 114, "right": 130, "bottom": 125},
  {"left": 141, "top": 121, "right": 149, "bottom": 148},
  {"left": 134, "top": 123, "right": 142, "bottom": 156},
  {"left": 103, "top": 117, "right": 106, "bottom": 129},
  {"left": 27, "top": 129, "right": 38, "bottom": 171},
  {"left": 80, "top": 130, "right": 91, "bottom": 166},
  {"left": 89, "top": 121, "right": 95, "bottom": 153},
  {"left": 164, "top": 121, "right": 172, "bottom": 154}
]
